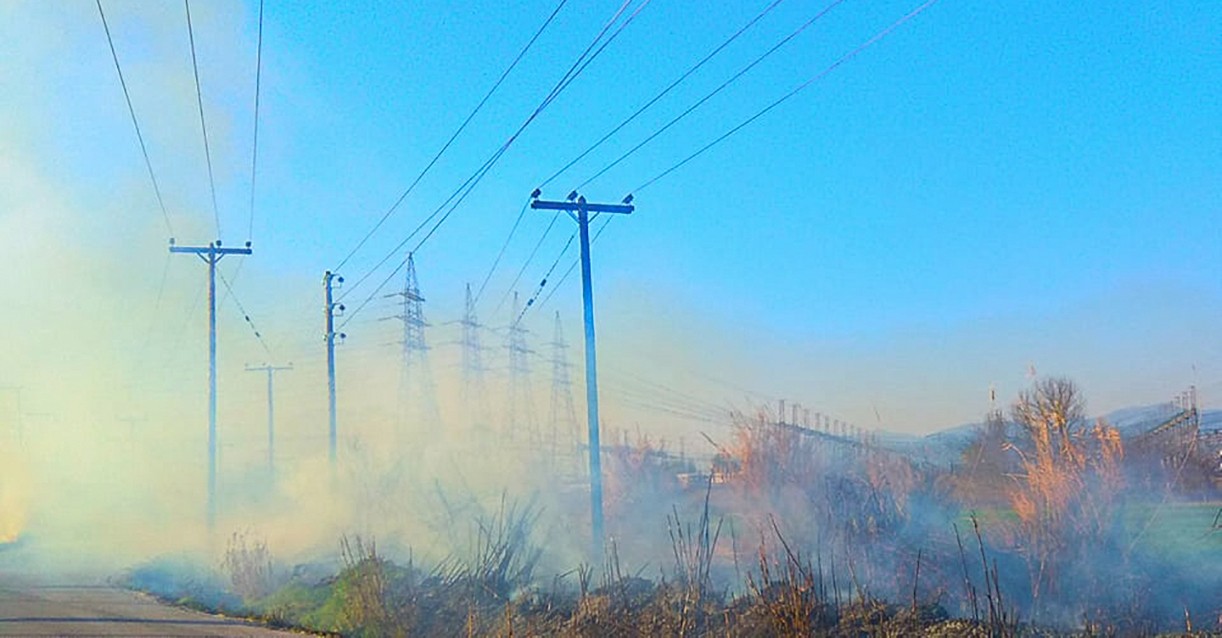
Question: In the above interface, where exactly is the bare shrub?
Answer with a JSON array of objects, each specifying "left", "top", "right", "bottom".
[
  {"left": 1006, "top": 377, "right": 1125, "bottom": 615},
  {"left": 221, "top": 530, "right": 276, "bottom": 601},
  {"left": 722, "top": 411, "right": 821, "bottom": 495}
]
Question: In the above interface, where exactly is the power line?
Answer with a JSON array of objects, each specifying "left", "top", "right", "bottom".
[
  {"left": 338, "top": 0, "right": 640, "bottom": 319},
  {"left": 248, "top": 0, "right": 264, "bottom": 243},
  {"left": 610, "top": 395, "right": 725, "bottom": 426},
  {"left": 563, "top": 0, "right": 653, "bottom": 91},
  {"left": 512, "top": 227, "right": 578, "bottom": 323},
  {"left": 538, "top": 0, "right": 786, "bottom": 190},
  {"left": 185, "top": 0, "right": 222, "bottom": 238},
  {"left": 474, "top": 198, "right": 531, "bottom": 305},
  {"left": 604, "top": 382, "right": 728, "bottom": 423},
  {"left": 219, "top": 0, "right": 265, "bottom": 311},
  {"left": 605, "top": 364, "right": 735, "bottom": 416},
  {"left": 216, "top": 267, "right": 273, "bottom": 359},
  {"left": 490, "top": 210, "right": 562, "bottom": 317},
  {"left": 137, "top": 251, "right": 174, "bottom": 370},
  {"left": 579, "top": 0, "right": 848, "bottom": 191},
  {"left": 332, "top": 0, "right": 571, "bottom": 273},
  {"left": 400, "top": 0, "right": 645, "bottom": 258},
  {"left": 531, "top": 215, "right": 613, "bottom": 317},
  {"left": 635, "top": 0, "right": 940, "bottom": 193},
  {"left": 95, "top": 0, "right": 174, "bottom": 238}
]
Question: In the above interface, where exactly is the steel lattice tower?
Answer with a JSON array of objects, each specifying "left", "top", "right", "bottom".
[
  {"left": 460, "top": 283, "right": 488, "bottom": 432},
  {"left": 548, "top": 311, "right": 579, "bottom": 470},
  {"left": 505, "top": 292, "right": 536, "bottom": 443},
  {"left": 384, "top": 253, "right": 439, "bottom": 439}
]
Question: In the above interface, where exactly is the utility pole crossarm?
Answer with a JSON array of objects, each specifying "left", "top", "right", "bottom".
[
  {"left": 530, "top": 200, "right": 634, "bottom": 215},
  {"left": 245, "top": 364, "right": 293, "bottom": 372},
  {"left": 170, "top": 245, "right": 253, "bottom": 256}
]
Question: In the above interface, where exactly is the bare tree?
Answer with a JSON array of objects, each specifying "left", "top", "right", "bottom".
[{"left": 1007, "top": 377, "right": 1124, "bottom": 613}]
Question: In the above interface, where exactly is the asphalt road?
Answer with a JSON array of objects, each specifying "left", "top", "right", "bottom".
[{"left": 0, "top": 582, "right": 303, "bottom": 637}]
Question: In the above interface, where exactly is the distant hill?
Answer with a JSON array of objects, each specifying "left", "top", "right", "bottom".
[{"left": 872, "top": 404, "right": 1222, "bottom": 468}]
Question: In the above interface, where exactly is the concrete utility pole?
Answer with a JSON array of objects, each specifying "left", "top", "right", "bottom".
[
  {"left": 323, "top": 271, "right": 345, "bottom": 467},
  {"left": 170, "top": 239, "right": 252, "bottom": 529},
  {"left": 246, "top": 363, "right": 292, "bottom": 477},
  {"left": 529, "top": 190, "right": 633, "bottom": 557}
]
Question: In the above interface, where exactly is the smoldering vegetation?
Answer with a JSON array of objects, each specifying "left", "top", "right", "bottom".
[{"left": 92, "top": 377, "right": 1222, "bottom": 636}]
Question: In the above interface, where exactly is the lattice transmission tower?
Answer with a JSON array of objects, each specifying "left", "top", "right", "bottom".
[
  {"left": 504, "top": 292, "right": 537, "bottom": 444},
  {"left": 383, "top": 253, "right": 440, "bottom": 443},
  {"left": 460, "top": 283, "right": 489, "bottom": 433},
  {"left": 548, "top": 311, "right": 580, "bottom": 471}
]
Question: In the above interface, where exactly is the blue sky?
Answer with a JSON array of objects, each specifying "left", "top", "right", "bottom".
[{"left": 2, "top": 0, "right": 1220, "bottom": 437}]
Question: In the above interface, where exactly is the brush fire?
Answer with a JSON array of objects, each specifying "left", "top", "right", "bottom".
[{"left": 0, "top": 376, "right": 1194, "bottom": 636}]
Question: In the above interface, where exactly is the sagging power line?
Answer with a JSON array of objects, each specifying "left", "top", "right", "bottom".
[
  {"left": 474, "top": 198, "right": 532, "bottom": 305},
  {"left": 247, "top": 0, "right": 265, "bottom": 243},
  {"left": 532, "top": 215, "right": 614, "bottom": 317},
  {"left": 634, "top": 0, "right": 941, "bottom": 193},
  {"left": 491, "top": 210, "right": 562, "bottom": 317},
  {"left": 336, "top": 0, "right": 643, "bottom": 325},
  {"left": 537, "top": 0, "right": 787, "bottom": 190},
  {"left": 579, "top": 0, "right": 849, "bottom": 191},
  {"left": 333, "top": 0, "right": 572, "bottom": 274},
  {"left": 95, "top": 0, "right": 174, "bottom": 238},
  {"left": 184, "top": 0, "right": 221, "bottom": 238}
]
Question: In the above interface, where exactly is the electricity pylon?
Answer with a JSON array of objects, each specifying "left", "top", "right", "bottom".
[
  {"left": 548, "top": 311, "right": 579, "bottom": 471},
  {"left": 383, "top": 253, "right": 439, "bottom": 442},
  {"left": 505, "top": 292, "right": 536, "bottom": 444},
  {"left": 460, "top": 283, "right": 488, "bottom": 433}
]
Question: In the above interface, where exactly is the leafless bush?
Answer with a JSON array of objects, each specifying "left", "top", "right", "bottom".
[
  {"left": 1007, "top": 377, "right": 1125, "bottom": 612},
  {"left": 221, "top": 530, "right": 276, "bottom": 601}
]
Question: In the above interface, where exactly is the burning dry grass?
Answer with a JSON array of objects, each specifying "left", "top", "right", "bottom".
[{"left": 125, "top": 378, "right": 1222, "bottom": 636}]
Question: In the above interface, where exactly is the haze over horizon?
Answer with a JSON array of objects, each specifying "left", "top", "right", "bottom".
[{"left": 2, "top": 0, "right": 1219, "bottom": 451}]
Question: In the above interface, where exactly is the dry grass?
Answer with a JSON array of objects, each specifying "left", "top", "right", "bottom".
[
  {"left": 221, "top": 530, "right": 277, "bottom": 602},
  {"left": 177, "top": 378, "right": 1220, "bottom": 636}
]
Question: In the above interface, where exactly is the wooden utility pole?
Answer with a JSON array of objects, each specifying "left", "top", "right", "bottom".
[
  {"left": 529, "top": 190, "right": 633, "bottom": 557},
  {"left": 169, "top": 239, "right": 252, "bottom": 529}
]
